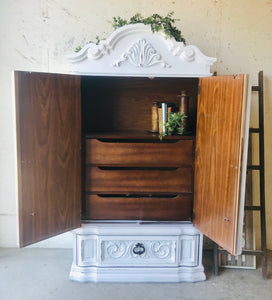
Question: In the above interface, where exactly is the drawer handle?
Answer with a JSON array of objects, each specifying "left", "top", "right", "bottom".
[
  {"left": 133, "top": 243, "right": 145, "bottom": 255},
  {"left": 97, "top": 139, "right": 180, "bottom": 144},
  {"left": 97, "top": 193, "right": 179, "bottom": 199},
  {"left": 97, "top": 167, "right": 178, "bottom": 171}
]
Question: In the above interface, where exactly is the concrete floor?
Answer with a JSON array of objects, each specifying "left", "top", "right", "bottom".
[{"left": 0, "top": 248, "right": 271, "bottom": 300}]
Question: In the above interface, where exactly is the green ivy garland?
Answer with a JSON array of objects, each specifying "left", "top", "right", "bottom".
[{"left": 75, "top": 12, "right": 186, "bottom": 52}]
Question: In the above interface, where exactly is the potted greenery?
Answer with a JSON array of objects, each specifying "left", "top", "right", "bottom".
[{"left": 159, "top": 112, "right": 187, "bottom": 141}]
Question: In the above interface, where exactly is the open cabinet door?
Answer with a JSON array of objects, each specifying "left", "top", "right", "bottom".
[
  {"left": 193, "top": 74, "right": 249, "bottom": 255},
  {"left": 15, "top": 71, "right": 82, "bottom": 247}
]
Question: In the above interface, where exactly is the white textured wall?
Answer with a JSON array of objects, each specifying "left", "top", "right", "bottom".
[{"left": 0, "top": 0, "right": 271, "bottom": 249}]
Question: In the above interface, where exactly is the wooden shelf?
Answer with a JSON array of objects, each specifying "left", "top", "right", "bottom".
[{"left": 85, "top": 131, "right": 195, "bottom": 140}]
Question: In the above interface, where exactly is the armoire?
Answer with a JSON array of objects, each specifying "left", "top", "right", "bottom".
[{"left": 15, "top": 24, "right": 250, "bottom": 282}]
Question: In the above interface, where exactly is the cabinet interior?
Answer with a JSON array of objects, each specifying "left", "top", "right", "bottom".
[
  {"left": 81, "top": 76, "right": 199, "bottom": 134},
  {"left": 80, "top": 76, "right": 199, "bottom": 222}
]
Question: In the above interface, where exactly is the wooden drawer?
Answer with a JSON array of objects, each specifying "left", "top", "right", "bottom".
[
  {"left": 85, "top": 167, "right": 192, "bottom": 193},
  {"left": 86, "top": 138, "right": 193, "bottom": 167},
  {"left": 84, "top": 194, "right": 192, "bottom": 221}
]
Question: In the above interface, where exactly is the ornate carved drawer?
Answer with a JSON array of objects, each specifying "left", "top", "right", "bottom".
[
  {"left": 88, "top": 236, "right": 179, "bottom": 267},
  {"left": 70, "top": 222, "right": 205, "bottom": 283},
  {"left": 102, "top": 236, "right": 200, "bottom": 267}
]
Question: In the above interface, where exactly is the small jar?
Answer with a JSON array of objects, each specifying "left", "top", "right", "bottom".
[
  {"left": 179, "top": 91, "right": 189, "bottom": 132},
  {"left": 151, "top": 101, "right": 159, "bottom": 132},
  {"left": 161, "top": 102, "right": 168, "bottom": 135},
  {"left": 167, "top": 103, "right": 177, "bottom": 116}
]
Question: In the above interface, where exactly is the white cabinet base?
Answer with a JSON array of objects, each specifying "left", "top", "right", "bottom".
[
  {"left": 69, "top": 222, "right": 206, "bottom": 283},
  {"left": 70, "top": 264, "right": 206, "bottom": 283}
]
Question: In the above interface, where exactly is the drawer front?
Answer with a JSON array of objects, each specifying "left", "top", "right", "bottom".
[
  {"left": 86, "top": 139, "right": 193, "bottom": 167},
  {"left": 73, "top": 225, "right": 201, "bottom": 268},
  {"left": 99, "top": 236, "right": 178, "bottom": 266},
  {"left": 85, "top": 194, "right": 192, "bottom": 221},
  {"left": 85, "top": 167, "right": 192, "bottom": 193}
]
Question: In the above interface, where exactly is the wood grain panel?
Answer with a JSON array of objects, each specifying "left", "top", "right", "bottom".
[
  {"left": 193, "top": 74, "right": 248, "bottom": 255},
  {"left": 15, "top": 71, "right": 82, "bottom": 247},
  {"left": 81, "top": 76, "right": 198, "bottom": 133},
  {"left": 86, "top": 167, "right": 192, "bottom": 193},
  {"left": 86, "top": 138, "right": 193, "bottom": 167},
  {"left": 84, "top": 194, "right": 192, "bottom": 221}
]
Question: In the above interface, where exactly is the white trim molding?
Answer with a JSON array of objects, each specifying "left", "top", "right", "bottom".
[{"left": 66, "top": 24, "right": 216, "bottom": 77}]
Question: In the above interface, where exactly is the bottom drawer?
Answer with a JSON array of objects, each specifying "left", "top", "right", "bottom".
[
  {"left": 74, "top": 224, "right": 200, "bottom": 268},
  {"left": 84, "top": 194, "right": 192, "bottom": 221},
  {"left": 100, "top": 237, "right": 178, "bottom": 266}
]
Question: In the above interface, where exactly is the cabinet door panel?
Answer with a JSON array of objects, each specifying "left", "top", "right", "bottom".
[
  {"left": 193, "top": 74, "right": 249, "bottom": 255},
  {"left": 15, "top": 71, "right": 81, "bottom": 247}
]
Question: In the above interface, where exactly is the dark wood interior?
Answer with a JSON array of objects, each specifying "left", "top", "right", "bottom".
[
  {"left": 81, "top": 76, "right": 198, "bottom": 134},
  {"left": 81, "top": 76, "right": 199, "bottom": 221}
]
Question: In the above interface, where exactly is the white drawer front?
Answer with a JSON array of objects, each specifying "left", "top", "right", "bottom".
[
  {"left": 99, "top": 236, "right": 178, "bottom": 267},
  {"left": 74, "top": 226, "right": 201, "bottom": 269}
]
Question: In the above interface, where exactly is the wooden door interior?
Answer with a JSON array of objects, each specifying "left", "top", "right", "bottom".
[
  {"left": 15, "top": 71, "right": 82, "bottom": 247},
  {"left": 193, "top": 74, "right": 248, "bottom": 255}
]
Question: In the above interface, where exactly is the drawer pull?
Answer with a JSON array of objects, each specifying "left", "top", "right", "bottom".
[
  {"left": 133, "top": 243, "right": 145, "bottom": 255},
  {"left": 97, "top": 166, "right": 179, "bottom": 171},
  {"left": 97, "top": 138, "right": 180, "bottom": 144},
  {"left": 96, "top": 194, "right": 179, "bottom": 199}
]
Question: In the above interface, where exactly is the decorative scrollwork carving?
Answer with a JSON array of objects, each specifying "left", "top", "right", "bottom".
[
  {"left": 103, "top": 240, "right": 174, "bottom": 260},
  {"left": 151, "top": 241, "right": 171, "bottom": 258},
  {"left": 106, "top": 241, "right": 128, "bottom": 258},
  {"left": 114, "top": 39, "right": 171, "bottom": 68}
]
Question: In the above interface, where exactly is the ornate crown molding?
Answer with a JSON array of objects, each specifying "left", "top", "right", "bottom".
[{"left": 66, "top": 23, "right": 216, "bottom": 77}]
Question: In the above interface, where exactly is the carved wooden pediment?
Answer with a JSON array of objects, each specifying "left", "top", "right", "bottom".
[{"left": 66, "top": 24, "right": 216, "bottom": 77}]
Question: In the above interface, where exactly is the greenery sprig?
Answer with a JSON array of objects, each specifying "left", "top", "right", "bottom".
[
  {"left": 75, "top": 12, "right": 186, "bottom": 52},
  {"left": 75, "top": 36, "right": 101, "bottom": 53},
  {"left": 159, "top": 112, "right": 187, "bottom": 141},
  {"left": 112, "top": 12, "right": 186, "bottom": 44}
]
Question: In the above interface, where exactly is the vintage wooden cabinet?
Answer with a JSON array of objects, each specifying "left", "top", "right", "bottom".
[{"left": 15, "top": 24, "right": 250, "bottom": 282}]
